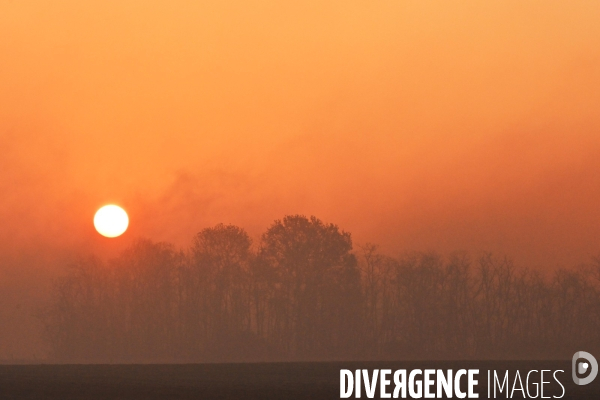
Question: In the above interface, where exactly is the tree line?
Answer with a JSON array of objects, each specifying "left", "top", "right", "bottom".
[{"left": 43, "top": 215, "right": 600, "bottom": 362}]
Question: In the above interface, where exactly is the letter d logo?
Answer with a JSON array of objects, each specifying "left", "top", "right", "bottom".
[{"left": 572, "top": 351, "right": 598, "bottom": 385}]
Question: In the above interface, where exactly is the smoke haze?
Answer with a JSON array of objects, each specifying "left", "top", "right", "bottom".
[{"left": 1, "top": 1, "right": 600, "bottom": 359}]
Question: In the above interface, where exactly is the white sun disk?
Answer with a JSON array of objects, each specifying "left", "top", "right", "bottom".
[{"left": 94, "top": 205, "right": 129, "bottom": 238}]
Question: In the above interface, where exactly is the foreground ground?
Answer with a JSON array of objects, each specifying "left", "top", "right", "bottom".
[{"left": 0, "top": 361, "right": 597, "bottom": 399}]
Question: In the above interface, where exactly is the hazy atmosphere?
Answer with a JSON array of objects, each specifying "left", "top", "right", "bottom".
[{"left": 1, "top": 1, "right": 600, "bottom": 361}]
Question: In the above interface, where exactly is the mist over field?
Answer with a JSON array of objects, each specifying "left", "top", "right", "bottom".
[
  {"left": 40, "top": 217, "right": 600, "bottom": 363},
  {"left": 1, "top": 1, "right": 600, "bottom": 360}
]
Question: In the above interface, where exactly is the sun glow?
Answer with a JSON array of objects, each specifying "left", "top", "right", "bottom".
[{"left": 94, "top": 205, "right": 129, "bottom": 238}]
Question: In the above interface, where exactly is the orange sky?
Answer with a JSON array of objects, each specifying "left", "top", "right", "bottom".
[{"left": 1, "top": 1, "right": 600, "bottom": 357}]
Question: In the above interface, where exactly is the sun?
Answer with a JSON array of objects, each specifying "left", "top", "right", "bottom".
[{"left": 94, "top": 205, "right": 129, "bottom": 238}]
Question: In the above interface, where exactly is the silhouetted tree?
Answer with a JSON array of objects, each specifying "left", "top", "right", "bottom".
[
  {"left": 182, "top": 224, "right": 253, "bottom": 360},
  {"left": 259, "top": 215, "right": 362, "bottom": 358}
]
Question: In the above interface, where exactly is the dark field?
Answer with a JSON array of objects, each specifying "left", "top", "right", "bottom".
[{"left": 0, "top": 361, "right": 598, "bottom": 399}]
